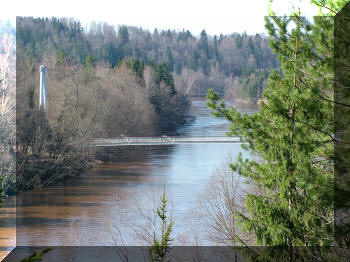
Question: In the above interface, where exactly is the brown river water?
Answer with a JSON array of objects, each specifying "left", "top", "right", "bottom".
[{"left": 0, "top": 98, "right": 258, "bottom": 258}]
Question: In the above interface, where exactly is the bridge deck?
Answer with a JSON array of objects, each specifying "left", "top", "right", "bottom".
[{"left": 90, "top": 136, "right": 241, "bottom": 146}]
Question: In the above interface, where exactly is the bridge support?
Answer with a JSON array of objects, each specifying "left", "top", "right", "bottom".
[{"left": 39, "top": 65, "right": 48, "bottom": 113}]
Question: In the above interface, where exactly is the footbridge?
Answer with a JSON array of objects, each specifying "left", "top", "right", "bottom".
[{"left": 90, "top": 136, "right": 241, "bottom": 147}]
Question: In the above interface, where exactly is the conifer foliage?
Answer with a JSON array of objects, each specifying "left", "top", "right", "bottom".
[
  {"left": 148, "top": 186, "right": 174, "bottom": 262},
  {"left": 207, "top": 6, "right": 337, "bottom": 261}
]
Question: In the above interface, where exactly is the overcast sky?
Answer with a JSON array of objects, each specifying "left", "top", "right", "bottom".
[{"left": 1, "top": 0, "right": 319, "bottom": 36}]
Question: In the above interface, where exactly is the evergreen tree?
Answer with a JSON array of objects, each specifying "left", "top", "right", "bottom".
[
  {"left": 188, "top": 51, "right": 198, "bottom": 71},
  {"left": 213, "top": 35, "right": 220, "bottom": 61},
  {"left": 207, "top": 6, "right": 337, "bottom": 261},
  {"left": 148, "top": 186, "right": 174, "bottom": 262},
  {"left": 154, "top": 63, "right": 176, "bottom": 95},
  {"left": 317, "top": 0, "right": 350, "bottom": 248},
  {"left": 118, "top": 26, "right": 131, "bottom": 57},
  {"left": 235, "top": 34, "right": 243, "bottom": 49},
  {"left": 154, "top": 28, "right": 159, "bottom": 37},
  {"left": 118, "top": 26, "right": 129, "bottom": 46},
  {"left": 248, "top": 38, "right": 254, "bottom": 54},
  {"left": 83, "top": 54, "right": 95, "bottom": 70},
  {"left": 165, "top": 46, "right": 174, "bottom": 72},
  {"left": 129, "top": 57, "right": 144, "bottom": 78},
  {"left": 219, "top": 33, "right": 224, "bottom": 43},
  {"left": 199, "top": 29, "right": 210, "bottom": 58}
]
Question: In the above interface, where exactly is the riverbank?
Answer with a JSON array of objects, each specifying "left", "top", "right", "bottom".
[{"left": 0, "top": 98, "right": 259, "bottom": 256}]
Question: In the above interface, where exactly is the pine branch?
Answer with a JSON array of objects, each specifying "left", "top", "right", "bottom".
[
  {"left": 312, "top": 1, "right": 338, "bottom": 15},
  {"left": 298, "top": 76, "right": 350, "bottom": 108}
]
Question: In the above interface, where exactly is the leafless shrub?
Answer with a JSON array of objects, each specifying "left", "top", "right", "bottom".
[
  {"left": 197, "top": 155, "right": 256, "bottom": 246},
  {"left": 0, "top": 29, "right": 15, "bottom": 195}
]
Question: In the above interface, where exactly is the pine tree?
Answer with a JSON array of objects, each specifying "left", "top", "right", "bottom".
[
  {"left": 329, "top": 0, "right": 350, "bottom": 248},
  {"left": 199, "top": 29, "right": 210, "bottom": 58},
  {"left": 83, "top": 54, "right": 95, "bottom": 70},
  {"left": 119, "top": 26, "right": 129, "bottom": 46},
  {"left": 207, "top": 6, "right": 337, "bottom": 261},
  {"left": 165, "top": 46, "right": 174, "bottom": 72},
  {"left": 148, "top": 186, "right": 174, "bottom": 262},
  {"left": 213, "top": 35, "right": 220, "bottom": 62}
]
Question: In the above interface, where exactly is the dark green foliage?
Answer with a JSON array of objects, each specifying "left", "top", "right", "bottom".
[
  {"left": 213, "top": 35, "right": 220, "bottom": 61},
  {"left": 142, "top": 60, "right": 188, "bottom": 132},
  {"left": 128, "top": 57, "right": 144, "bottom": 78},
  {"left": 177, "top": 29, "right": 193, "bottom": 41},
  {"left": 199, "top": 29, "right": 210, "bottom": 58},
  {"left": 103, "top": 43, "right": 120, "bottom": 68},
  {"left": 154, "top": 63, "right": 176, "bottom": 95},
  {"left": 333, "top": 1, "right": 350, "bottom": 248},
  {"left": 17, "top": 17, "right": 91, "bottom": 64},
  {"left": 118, "top": 26, "right": 131, "bottom": 57},
  {"left": 165, "top": 46, "right": 174, "bottom": 72},
  {"left": 207, "top": 7, "right": 335, "bottom": 261},
  {"left": 118, "top": 26, "right": 129, "bottom": 45},
  {"left": 236, "top": 34, "right": 243, "bottom": 49}
]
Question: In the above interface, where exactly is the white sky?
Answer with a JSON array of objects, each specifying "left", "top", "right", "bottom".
[{"left": 1, "top": 0, "right": 319, "bottom": 36}]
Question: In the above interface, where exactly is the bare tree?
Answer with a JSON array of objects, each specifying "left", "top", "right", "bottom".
[
  {"left": 0, "top": 30, "right": 15, "bottom": 195},
  {"left": 198, "top": 156, "right": 256, "bottom": 247}
]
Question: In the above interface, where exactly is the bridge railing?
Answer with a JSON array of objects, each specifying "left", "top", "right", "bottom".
[{"left": 89, "top": 136, "right": 241, "bottom": 146}]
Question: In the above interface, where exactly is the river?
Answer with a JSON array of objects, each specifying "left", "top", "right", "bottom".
[{"left": 0, "top": 98, "right": 258, "bottom": 255}]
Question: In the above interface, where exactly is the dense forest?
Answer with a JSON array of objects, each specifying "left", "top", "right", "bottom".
[{"left": 17, "top": 17, "right": 278, "bottom": 100}]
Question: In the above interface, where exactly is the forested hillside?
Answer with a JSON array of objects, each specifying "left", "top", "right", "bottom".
[
  {"left": 16, "top": 16, "right": 191, "bottom": 191},
  {"left": 17, "top": 17, "right": 278, "bottom": 99}
]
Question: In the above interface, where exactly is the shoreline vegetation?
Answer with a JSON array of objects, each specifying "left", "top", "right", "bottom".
[
  {"left": 15, "top": 55, "right": 190, "bottom": 194},
  {"left": 11, "top": 16, "right": 277, "bottom": 195}
]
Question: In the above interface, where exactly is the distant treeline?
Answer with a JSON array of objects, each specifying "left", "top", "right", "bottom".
[
  {"left": 15, "top": 16, "right": 191, "bottom": 191},
  {"left": 17, "top": 17, "right": 278, "bottom": 99}
]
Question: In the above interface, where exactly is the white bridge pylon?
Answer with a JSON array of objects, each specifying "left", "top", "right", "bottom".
[
  {"left": 39, "top": 65, "right": 48, "bottom": 113},
  {"left": 90, "top": 136, "right": 242, "bottom": 147}
]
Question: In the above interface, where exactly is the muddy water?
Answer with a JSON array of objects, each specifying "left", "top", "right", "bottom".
[{"left": 0, "top": 99, "right": 258, "bottom": 250}]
